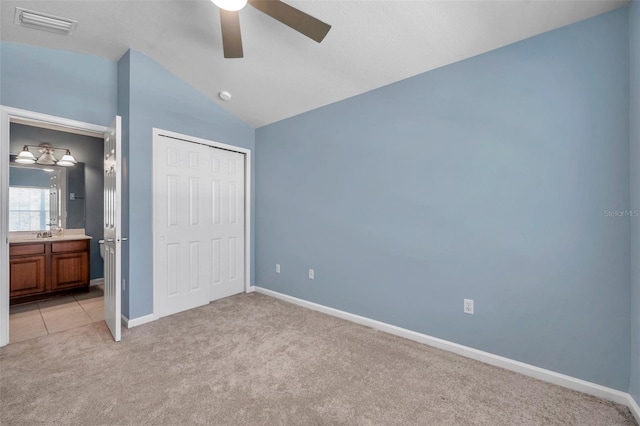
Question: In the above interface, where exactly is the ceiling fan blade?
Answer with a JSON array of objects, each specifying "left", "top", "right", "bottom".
[
  {"left": 220, "top": 9, "right": 244, "bottom": 58},
  {"left": 248, "top": 0, "right": 331, "bottom": 43}
]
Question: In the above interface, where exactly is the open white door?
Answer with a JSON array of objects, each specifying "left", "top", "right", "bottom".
[{"left": 104, "top": 116, "right": 122, "bottom": 341}]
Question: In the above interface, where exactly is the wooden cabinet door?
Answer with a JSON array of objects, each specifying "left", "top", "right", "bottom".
[
  {"left": 51, "top": 252, "right": 89, "bottom": 290},
  {"left": 10, "top": 255, "right": 47, "bottom": 297}
]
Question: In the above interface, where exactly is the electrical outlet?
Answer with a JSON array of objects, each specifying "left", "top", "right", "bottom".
[
  {"left": 276, "top": 264, "right": 280, "bottom": 273},
  {"left": 464, "top": 299, "right": 474, "bottom": 315},
  {"left": 308, "top": 269, "right": 315, "bottom": 280}
]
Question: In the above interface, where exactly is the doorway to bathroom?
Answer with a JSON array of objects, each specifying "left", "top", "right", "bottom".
[
  {"left": 8, "top": 123, "right": 104, "bottom": 343},
  {"left": 0, "top": 107, "right": 123, "bottom": 347}
]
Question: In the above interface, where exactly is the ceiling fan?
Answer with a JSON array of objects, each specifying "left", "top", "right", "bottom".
[{"left": 212, "top": 0, "right": 331, "bottom": 58}]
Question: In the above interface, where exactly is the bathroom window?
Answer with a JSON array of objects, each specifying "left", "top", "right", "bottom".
[{"left": 8, "top": 187, "right": 51, "bottom": 232}]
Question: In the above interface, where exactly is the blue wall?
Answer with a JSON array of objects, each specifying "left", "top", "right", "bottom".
[
  {"left": 629, "top": 0, "right": 640, "bottom": 405},
  {"left": 0, "top": 42, "right": 117, "bottom": 126},
  {"left": 123, "top": 50, "right": 255, "bottom": 318},
  {"left": 255, "top": 8, "right": 631, "bottom": 390}
]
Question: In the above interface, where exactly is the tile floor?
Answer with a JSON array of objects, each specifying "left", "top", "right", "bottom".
[{"left": 9, "top": 285, "right": 104, "bottom": 344}]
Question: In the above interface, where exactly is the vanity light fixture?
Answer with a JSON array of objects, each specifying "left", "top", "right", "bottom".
[{"left": 15, "top": 143, "right": 77, "bottom": 167}]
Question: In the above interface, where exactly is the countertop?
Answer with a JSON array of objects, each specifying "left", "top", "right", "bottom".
[{"left": 9, "top": 235, "right": 93, "bottom": 244}]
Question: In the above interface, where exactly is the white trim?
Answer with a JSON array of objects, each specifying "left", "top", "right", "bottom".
[
  {"left": 90, "top": 278, "right": 105, "bottom": 286},
  {"left": 628, "top": 394, "right": 640, "bottom": 425},
  {"left": 155, "top": 128, "right": 252, "bottom": 159},
  {"left": 121, "top": 313, "right": 155, "bottom": 329},
  {"left": 151, "top": 128, "right": 252, "bottom": 321},
  {"left": 1, "top": 106, "right": 107, "bottom": 136},
  {"left": 0, "top": 106, "right": 108, "bottom": 348},
  {"left": 254, "top": 286, "right": 632, "bottom": 407}
]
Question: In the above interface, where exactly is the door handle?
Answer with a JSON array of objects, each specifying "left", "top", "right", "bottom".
[{"left": 106, "top": 238, "right": 115, "bottom": 242}]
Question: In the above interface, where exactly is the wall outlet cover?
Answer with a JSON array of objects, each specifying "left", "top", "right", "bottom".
[{"left": 464, "top": 299, "right": 474, "bottom": 314}]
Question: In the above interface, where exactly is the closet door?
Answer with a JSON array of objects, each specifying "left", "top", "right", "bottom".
[
  {"left": 209, "top": 148, "right": 245, "bottom": 301},
  {"left": 154, "top": 135, "right": 246, "bottom": 319},
  {"left": 154, "top": 136, "right": 211, "bottom": 318}
]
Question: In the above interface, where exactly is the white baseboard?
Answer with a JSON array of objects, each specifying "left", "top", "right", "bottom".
[
  {"left": 121, "top": 313, "right": 155, "bottom": 329},
  {"left": 628, "top": 394, "right": 640, "bottom": 425},
  {"left": 90, "top": 278, "right": 104, "bottom": 286},
  {"left": 254, "top": 286, "right": 632, "bottom": 408}
]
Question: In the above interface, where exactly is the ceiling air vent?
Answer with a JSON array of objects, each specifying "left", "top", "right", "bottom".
[{"left": 14, "top": 7, "right": 78, "bottom": 35}]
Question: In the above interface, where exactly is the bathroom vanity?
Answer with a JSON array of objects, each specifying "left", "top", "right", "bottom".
[{"left": 9, "top": 235, "right": 91, "bottom": 304}]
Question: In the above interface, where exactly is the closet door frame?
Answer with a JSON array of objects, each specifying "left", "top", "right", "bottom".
[{"left": 151, "top": 128, "right": 252, "bottom": 319}]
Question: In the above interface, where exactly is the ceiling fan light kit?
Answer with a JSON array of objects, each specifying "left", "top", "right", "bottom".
[
  {"left": 212, "top": 0, "right": 247, "bottom": 12},
  {"left": 215, "top": 0, "right": 331, "bottom": 59}
]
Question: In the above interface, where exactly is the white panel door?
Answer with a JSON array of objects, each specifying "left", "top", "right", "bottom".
[
  {"left": 154, "top": 135, "right": 246, "bottom": 318},
  {"left": 209, "top": 148, "right": 245, "bottom": 301},
  {"left": 104, "top": 116, "right": 122, "bottom": 342},
  {"left": 155, "top": 136, "right": 212, "bottom": 318}
]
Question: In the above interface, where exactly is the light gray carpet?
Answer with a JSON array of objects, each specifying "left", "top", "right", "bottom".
[{"left": 0, "top": 293, "right": 636, "bottom": 425}]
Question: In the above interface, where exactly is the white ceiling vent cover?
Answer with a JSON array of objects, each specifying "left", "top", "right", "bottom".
[{"left": 14, "top": 7, "right": 78, "bottom": 35}]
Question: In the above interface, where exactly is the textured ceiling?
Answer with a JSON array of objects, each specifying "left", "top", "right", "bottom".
[{"left": 0, "top": 0, "right": 629, "bottom": 127}]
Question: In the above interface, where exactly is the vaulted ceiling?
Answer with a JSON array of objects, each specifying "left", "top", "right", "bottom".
[{"left": 0, "top": 0, "right": 629, "bottom": 127}]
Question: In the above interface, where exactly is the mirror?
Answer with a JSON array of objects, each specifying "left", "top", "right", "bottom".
[{"left": 8, "top": 156, "right": 85, "bottom": 232}]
